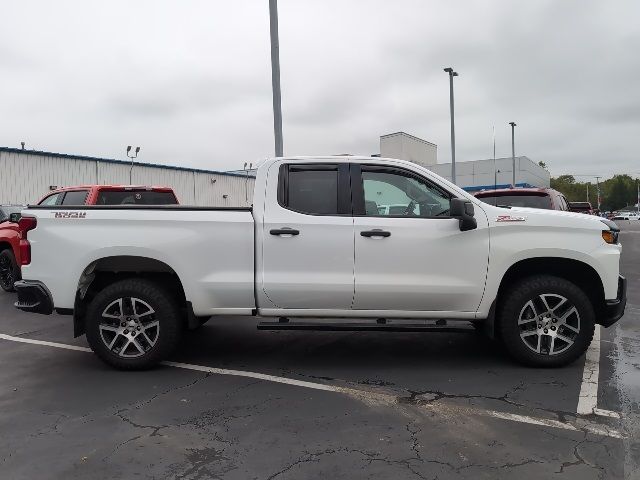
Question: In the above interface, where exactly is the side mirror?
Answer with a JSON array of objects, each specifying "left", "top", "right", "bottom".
[
  {"left": 9, "top": 213, "right": 21, "bottom": 224},
  {"left": 450, "top": 198, "right": 477, "bottom": 232}
]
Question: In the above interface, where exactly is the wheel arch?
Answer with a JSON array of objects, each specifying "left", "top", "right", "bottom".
[
  {"left": 73, "top": 255, "right": 192, "bottom": 337},
  {"left": 496, "top": 257, "right": 605, "bottom": 322}
]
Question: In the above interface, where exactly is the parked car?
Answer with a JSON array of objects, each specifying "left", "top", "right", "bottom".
[
  {"left": 612, "top": 211, "right": 640, "bottom": 221},
  {"left": 568, "top": 201, "right": 594, "bottom": 215},
  {"left": 474, "top": 187, "right": 570, "bottom": 211},
  {"left": 37, "top": 185, "right": 179, "bottom": 206},
  {"left": 15, "top": 156, "right": 626, "bottom": 370},
  {"left": 0, "top": 205, "right": 25, "bottom": 292}
]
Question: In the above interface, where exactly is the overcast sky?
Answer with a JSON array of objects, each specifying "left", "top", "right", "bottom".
[{"left": 2, "top": 0, "right": 639, "bottom": 178}]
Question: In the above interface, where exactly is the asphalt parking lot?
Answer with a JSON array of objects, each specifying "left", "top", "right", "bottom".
[{"left": 1, "top": 223, "right": 639, "bottom": 479}]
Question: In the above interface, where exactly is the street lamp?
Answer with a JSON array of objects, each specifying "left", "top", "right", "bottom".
[
  {"left": 269, "top": 0, "right": 283, "bottom": 157},
  {"left": 509, "top": 122, "right": 516, "bottom": 187},
  {"left": 444, "top": 67, "right": 458, "bottom": 184},
  {"left": 127, "top": 146, "right": 140, "bottom": 185}
]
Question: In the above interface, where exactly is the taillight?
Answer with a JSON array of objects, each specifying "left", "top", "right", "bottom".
[{"left": 18, "top": 216, "right": 37, "bottom": 266}]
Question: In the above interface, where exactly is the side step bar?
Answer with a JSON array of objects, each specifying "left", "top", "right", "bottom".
[{"left": 257, "top": 320, "right": 477, "bottom": 333}]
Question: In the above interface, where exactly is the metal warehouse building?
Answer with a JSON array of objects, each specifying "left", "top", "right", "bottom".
[
  {"left": 380, "top": 132, "right": 550, "bottom": 192},
  {"left": 1, "top": 133, "right": 549, "bottom": 206},
  {"left": 0, "top": 147, "right": 255, "bottom": 206}
]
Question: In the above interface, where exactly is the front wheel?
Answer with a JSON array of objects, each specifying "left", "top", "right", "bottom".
[
  {"left": 0, "top": 249, "right": 20, "bottom": 292},
  {"left": 498, "top": 275, "right": 595, "bottom": 367},
  {"left": 85, "top": 279, "right": 182, "bottom": 370}
]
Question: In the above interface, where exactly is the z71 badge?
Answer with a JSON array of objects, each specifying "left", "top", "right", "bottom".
[
  {"left": 54, "top": 211, "right": 87, "bottom": 219},
  {"left": 496, "top": 215, "right": 526, "bottom": 222}
]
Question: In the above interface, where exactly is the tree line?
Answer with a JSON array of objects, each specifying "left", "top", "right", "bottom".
[{"left": 550, "top": 174, "right": 640, "bottom": 211}]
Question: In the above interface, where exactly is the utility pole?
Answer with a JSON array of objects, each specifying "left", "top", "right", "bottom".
[
  {"left": 595, "top": 176, "right": 602, "bottom": 211},
  {"left": 269, "top": 0, "right": 284, "bottom": 157},
  {"left": 509, "top": 122, "right": 517, "bottom": 187},
  {"left": 126, "top": 146, "right": 140, "bottom": 185},
  {"left": 444, "top": 67, "right": 458, "bottom": 183},
  {"left": 586, "top": 182, "right": 589, "bottom": 203}
]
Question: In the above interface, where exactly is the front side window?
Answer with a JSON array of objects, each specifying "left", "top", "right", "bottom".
[
  {"left": 279, "top": 165, "right": 340, "bottom": 215},
  {"left": 61, "top": 190, "right": 89, "bottom": 205},
  {"left": 361, "top": 167, "right": 451, "bottom": 217}
]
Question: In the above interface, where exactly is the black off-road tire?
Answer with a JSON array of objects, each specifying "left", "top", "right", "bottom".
[
  {"left": 498, "top": 275, "right": 595, "bottom": 368},
  {"left": 0, "top": 249, "right": 20, "bottom": 292},
  {"left": 85, "top": 278, "right": 182, "bottom": 370}
]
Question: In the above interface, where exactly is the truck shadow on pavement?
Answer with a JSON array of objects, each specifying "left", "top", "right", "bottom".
[{"left": 174, "top": 319, "right": 585, "bottom": 415}]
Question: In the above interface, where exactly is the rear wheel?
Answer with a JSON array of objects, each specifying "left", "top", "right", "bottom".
[
  {"left": 85, "top": 279, "right": 182, "bottom": 370},
  {"left": 0, "top": 249, "right": 20, "bottom": 292},
  {"left": 498, "top": 275, "right": 595, "bottom": 367}
]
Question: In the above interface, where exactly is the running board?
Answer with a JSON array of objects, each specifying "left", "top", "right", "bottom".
[{"left": 257, "top": 320, "right": 477, "bottom": 333}]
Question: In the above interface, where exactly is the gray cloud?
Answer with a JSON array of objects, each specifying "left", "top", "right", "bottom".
[{"left": 1, "top": 0, "right": 639, "bottom": 178}]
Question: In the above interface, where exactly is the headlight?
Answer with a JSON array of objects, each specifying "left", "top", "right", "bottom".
[
  {"left": 602, "top": 230, "right": 618, "bottom": 244},
  {"left": 600, "top": 219, "right": 620, "bottom": 244}
]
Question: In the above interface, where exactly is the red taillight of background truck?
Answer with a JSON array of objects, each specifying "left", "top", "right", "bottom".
[{"left": 18, "top": 216, "right": 37, "bottom": 266}]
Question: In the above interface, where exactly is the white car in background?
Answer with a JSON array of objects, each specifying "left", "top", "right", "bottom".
[{"left": 612, "top": 211, "right": 640, "bottom": 221}]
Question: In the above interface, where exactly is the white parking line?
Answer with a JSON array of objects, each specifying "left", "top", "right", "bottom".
[
  {"left": 577, "top": 325, "right": 601, "bottom": 416},
  {"left": 0, "top": 332, "right": 624, "bottom": 439}
]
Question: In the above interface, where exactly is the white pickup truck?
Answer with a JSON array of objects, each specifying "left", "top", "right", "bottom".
[{"left": 14, "top": 156, "right": 626, "bottom": 369}]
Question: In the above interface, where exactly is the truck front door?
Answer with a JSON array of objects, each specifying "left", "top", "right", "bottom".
[
  {"left": 351, "top": 164, "right": 489, "bottom": 314},
  {"left": 260, "top": 162, "right": 355, "bottom": 310}
]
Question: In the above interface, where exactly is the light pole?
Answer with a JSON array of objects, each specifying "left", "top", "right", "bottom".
[
  {"left": 444, "top": 67, "right": 458, "bottom": 183},
  {"left": 509, "top": 122, "right": 516, "bottom": 187},
  {"left": 595, "top": 176, "right": 602, "bottom": 211},
  {"left": 269, "top": 0, "right": 283, "bottom": 157},
  {"left": 127, "top": 146, "right": 140, "bottom": 184}
]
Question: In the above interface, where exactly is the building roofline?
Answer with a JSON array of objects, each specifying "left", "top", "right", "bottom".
[
  {"left": 379, "top": 132, "right": 437, "bottom": 148},
  {"left": 0, "top": 146, "right": 249, "bottom": 178}
]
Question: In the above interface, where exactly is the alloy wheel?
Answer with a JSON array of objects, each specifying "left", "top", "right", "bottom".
[
  {"left": 517, "top": 293, "right": 580, "bottom": 356},
  {"left": 0, "top": 255, "right": 14, "bottom": 289},
  {"left": 99, "top": 297, "right": 159, "bottom": 358}
]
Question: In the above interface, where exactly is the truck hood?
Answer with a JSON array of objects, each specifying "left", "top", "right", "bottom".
[{"left": 478, "top": 204, "right": 609, "bottom": 231}]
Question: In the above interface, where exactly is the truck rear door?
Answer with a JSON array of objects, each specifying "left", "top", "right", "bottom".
[{"left": 260, "top": 162, "right": 355, "bottom": 309}]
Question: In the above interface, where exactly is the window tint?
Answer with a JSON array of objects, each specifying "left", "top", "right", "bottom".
[
  {"left": 282, "top": 166, "right": 339, "bottom": 215},
  {"left": 39, "top": 193, "right": 62, "bottom": 206},
  {"left": 61, "top": 190, "right": 89, "bottom": 205},
  {"left": 97, "top": 191, "right": 178, "bottom": 205},
  {"left": 477, "top": 194, "right": 552, "bottom": 209},
  {"left": 361, "top": 168, "right": 451, "bottom": 217}
]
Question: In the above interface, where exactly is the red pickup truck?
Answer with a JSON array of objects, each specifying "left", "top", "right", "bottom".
[{"left": 0, "top": 185, "right": 178, "bottom": 291}]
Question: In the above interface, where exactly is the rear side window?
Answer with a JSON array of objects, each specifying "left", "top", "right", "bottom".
[
  {"left": 477, "top": 194, "right": 552, "bottom": 209},
  {"left": 39, "top": 193, "right": 62, "bottom": 206},
  {"left": 96, "top": 191, "right": 178, "bottom": 205},
  {"left": 61, "top": 190, "right": 89, "bottom": 205},
  {"left": 278, "top": 165, "right": 344, "bottom": 215}
]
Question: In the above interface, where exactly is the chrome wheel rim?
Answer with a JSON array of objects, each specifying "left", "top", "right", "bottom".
[
  {"left": 99, "top": 297, "right": 159, "bottom": 358},
  {"left": 0, "top": 255, "right": 14, "bottom": 289},
  {"left": 518, "top": 293, "right": 580, "bottom": 356}
]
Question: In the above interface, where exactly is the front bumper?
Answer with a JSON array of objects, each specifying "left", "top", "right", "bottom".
[
  {"left": 600, "top": 275, "right": 627, "bottom": 327},
  {"left": 14, "top": 280, "right": 54, "bottom": 315}
]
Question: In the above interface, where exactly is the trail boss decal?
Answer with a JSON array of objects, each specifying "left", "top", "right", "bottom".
[
  {"left": 54, "top": 211, "right": 87, "bottom": 219},
  {"left": 496, "top": 215, "right": 526, "bottom": 222}
]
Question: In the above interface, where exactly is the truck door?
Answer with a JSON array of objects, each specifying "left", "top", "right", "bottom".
[
  {"left": 260, "top": 162, "right": 355, "bottom": 309},
  {"left": 351, "top": 164, "right": 489, "bottom": 313}
]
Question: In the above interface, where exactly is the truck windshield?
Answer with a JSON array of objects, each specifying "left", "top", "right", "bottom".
[
  {"left": 477, "top": 194, "right": 552, "bottom": 209},
  {"left": 97, "top": 191, "right": 178, "bottom": 205}
]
